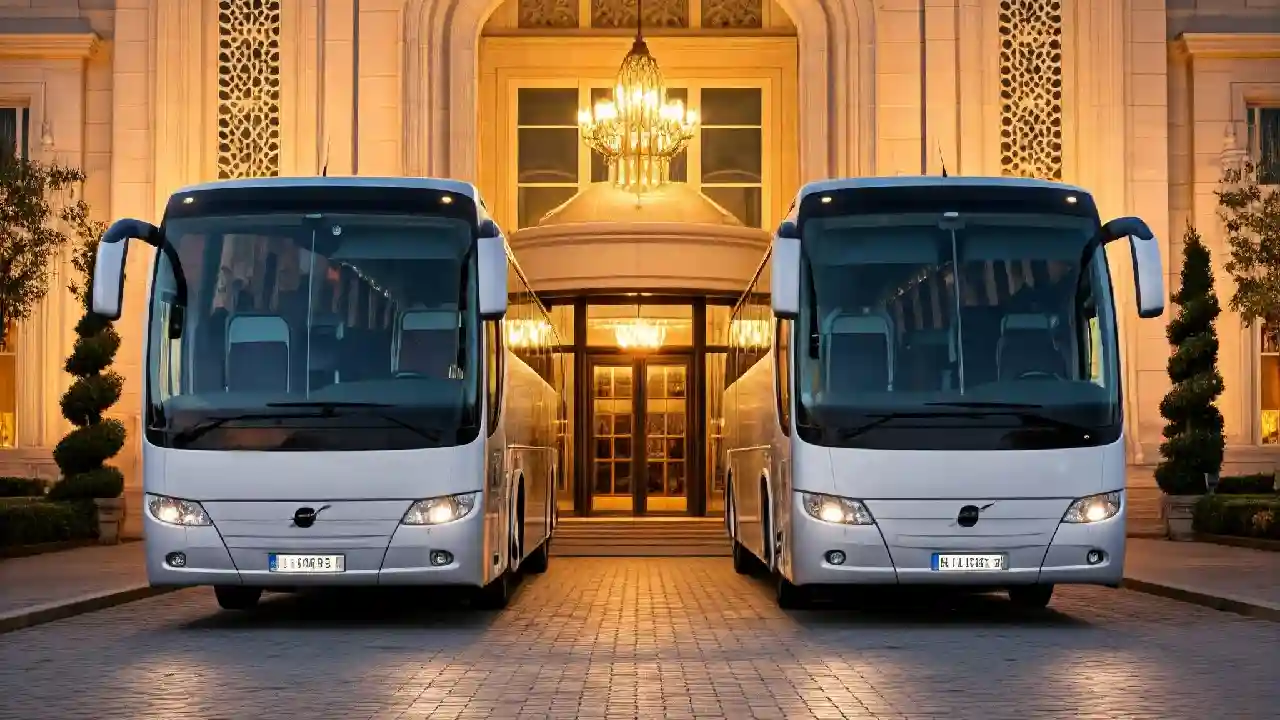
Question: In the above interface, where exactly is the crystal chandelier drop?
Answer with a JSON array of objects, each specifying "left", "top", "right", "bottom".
[
  {"left": 577, "top": 0, "right": 697, "bottom": 196},
  {"left": 613, "top": 319, "right": 667, "bottom": 350}
]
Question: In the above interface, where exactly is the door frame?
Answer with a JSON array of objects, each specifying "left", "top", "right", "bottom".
[{"left": 585, "top": 352, "right": 694, "bottom": 515}]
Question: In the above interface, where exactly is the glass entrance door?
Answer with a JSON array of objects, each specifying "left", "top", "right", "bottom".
[{"left": 589, "top": 356, "right": 691, "bottom": 514}]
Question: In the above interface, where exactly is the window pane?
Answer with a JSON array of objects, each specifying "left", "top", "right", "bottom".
[
  {"left": 704, "top": 186, "right": 762, "bottom": 228},
  {"left": 586, "top": 304, "right": 694, "bottom": 347},
  {"left": 707, "top": 305, "right": 731, "bottom": 345},
  {"left": 548, "top": 304, "right": 574, "bottom": 344},
  {"left": 1250, "top": 107, "right": 1280, "bottom": 185},
  {"left": 701, "top": 128, "right": 762, "bottom": 183},
  {"left": 706, "top": 352, "right": 726, "bottom": 515},
  {"left": 0, "top": 108, "right": 16, "bottom": 159},
  {"left": 518, "top": 186, "right": 577, "bottom": 229},
  {"left": 701, "top": 88, "right": 761, "bottom": 126},
  {"left": 518, "top": 88, "right": 579, "bottom": 126},
  {"left": 518, "top": 128, "right": 579, "bottom": 184}
]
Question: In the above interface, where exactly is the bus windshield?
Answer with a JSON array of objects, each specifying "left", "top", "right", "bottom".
[
  {"left": 145, "top": 210, "right": 481, "bottom": 452},
  {"left": 794, "top": 210, "right": 1122, "bottom": 451}
]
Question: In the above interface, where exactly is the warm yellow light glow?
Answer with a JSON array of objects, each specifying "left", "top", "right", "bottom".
[
  {"left": 1085, "top": 503, "right": 1108, "bottom": 522},
  {"left": 505, "top": 318, "right": 553, "bottom": 348},
  {"left": 819, "top": 502, "right": 845, "bottom": 523},
  {"left": 578, "top": 32, "right": 696, "bottom": 195},
  {"left": 730, "top": 319, "right": 771, "bottom": 348},
  {"left": 613, "top": 319, "right": 667, "bottom": 350}
]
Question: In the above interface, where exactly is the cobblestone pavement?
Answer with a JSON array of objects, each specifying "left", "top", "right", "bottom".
[{"left": 1, "top": 558, "right": 1276, "bottom": 720}]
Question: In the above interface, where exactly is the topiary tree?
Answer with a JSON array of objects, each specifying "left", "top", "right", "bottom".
[
  {"left": 1154, "top": 224, "right": 1225, "bottom": 496},
  {"left": 46, "top": 202, "right": 125, "bottom": 502}
]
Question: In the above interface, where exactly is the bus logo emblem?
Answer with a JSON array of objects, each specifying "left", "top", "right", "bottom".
[{"left": 292, "top": 504, "right": 331, "bottom": 529}]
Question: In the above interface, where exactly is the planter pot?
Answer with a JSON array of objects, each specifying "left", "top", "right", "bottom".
[
  {"left": 94, "top": 497, "right": 125, "bottom": 545},
  {"left": 1160, "top": 494, "right": 1201, "bottom": 541}
]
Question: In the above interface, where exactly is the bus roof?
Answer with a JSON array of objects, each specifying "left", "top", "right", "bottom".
[
  {"left": 172, "top": 176, "right": 482, "bottom": 200},
  {"left": 794, "top": 175, "right": 1090, "bottom": 202}
]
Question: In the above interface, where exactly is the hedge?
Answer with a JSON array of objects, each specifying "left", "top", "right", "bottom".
[
  {"left": 0, "top": 477, "right": 47, "bottom": 497},
  {"left": 1193, "top": 494, "right": 1280, "bottom": 540},
  {"left": 1216, "top": 473, "right": 1277, "bottom": 495},
  {"left": 0, "top": 500, "right": 97, "bottom": 547}
]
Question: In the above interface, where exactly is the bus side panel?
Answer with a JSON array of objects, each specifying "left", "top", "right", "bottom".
[
  {"left": 728, "top": 347, "right": 781, "bottom": 567},
  {"left": 501, "top": 348, "right": 556, "bottom": 564}
]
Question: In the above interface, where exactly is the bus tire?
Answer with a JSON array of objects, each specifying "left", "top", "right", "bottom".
[
  {"left": 727, "top": 486, "right": 752, "bottom": 575},
  {"left": 524, "top": 538, "right": 550, "bottom": 574},
  {"left": 1008, "top": 584, "right": 1054, "bottom": 609},
  {"left": 474, "top": 572, "right": 510, "bottom": 610},
  {"left": 214, "top": 586, "right": 262, "bottom": 611},
  {"left": 775, "top": 574, "right": 809, "bottom": 609}
]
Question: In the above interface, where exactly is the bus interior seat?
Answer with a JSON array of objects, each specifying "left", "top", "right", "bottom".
[
  {"left": 225, "top": 314, "right": 291, "bottom": 393},
  {"left": 822, "top": 309, "right": 893, "bottom": 394},
  {"left": 997, "top": 313, "right": 1067, "bottom": 381},
  {"left": 958, "top": 305, "right": 1003, "bottom": 386},
  {"left": 901, "top": 328, "right": 954, "bottom": 392},
  {"left": 394, "top": 306, "right": 459, "bottom": 377},
  {"left": 307, "top": 314, "right": 345, "bottom": 389}
]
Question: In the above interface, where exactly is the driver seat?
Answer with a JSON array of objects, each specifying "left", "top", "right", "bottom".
[
  {"left": 996, "top": 313, "right": 1066, "bottom": 381},
  {"left": 393, "top": 304, "right": 458, "bottom": 377}
]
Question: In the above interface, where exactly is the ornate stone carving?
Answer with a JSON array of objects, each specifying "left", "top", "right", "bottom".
[
  {"left": 591, "top": 0, "right": 688, "bottom": 29},
  {"left": 998, "top": 0, "right": 1063, "bottom": 181},
  {"left": 701, "top": 0, "right": 762, "bottom": 29},
  {"left": 217, "top": 0, "right": 282, "bottom": 180},
  {"left": 519, "top": 0, "right": 578, "bottom": 28}
]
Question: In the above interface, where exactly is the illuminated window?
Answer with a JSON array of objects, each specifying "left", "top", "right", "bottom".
[
  {"left": 515, "top": 85, "right": 767, "bottom": 229},
  {"left": 0, "top": 321, "right": 16, "bottom": 447},
  {"left": 1261, "top": 322, "right": 1280, "bottom": 445}
]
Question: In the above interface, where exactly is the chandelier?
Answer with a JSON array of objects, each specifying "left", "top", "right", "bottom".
[
  {"left": 613, "top": 319, "right": 667, "bottom": 350},
  {"left": 577, "top": 0, "right": 697, "bottom": 195}
]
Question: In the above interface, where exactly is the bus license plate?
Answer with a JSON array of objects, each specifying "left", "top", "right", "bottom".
[
  {"left": 269, "top": 554, "right": 345, "bottom": 573},
  {"left": 932, "top": 553, "right": 1006, "bottom": 571}
]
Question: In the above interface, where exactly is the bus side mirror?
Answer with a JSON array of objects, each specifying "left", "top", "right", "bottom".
[
  {"left": 770, "top": 236, "right": 801, "bottom": 319},
  {"left": 477, "top": 234, "right": 509, "bottom": 319},
  {"left": 92, "top": 218, "right": 159, "bottom": 320},
  {"left": 1102, "top": 217, "right": 1164, "bottom": 319}
]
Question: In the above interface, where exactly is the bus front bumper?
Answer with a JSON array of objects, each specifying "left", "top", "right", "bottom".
[
  {"left": 143, "top": 508, "right": 494, "bottom": 589},
  {"left": 786, "top": 503, "right": 1125, "bottom": 587}
]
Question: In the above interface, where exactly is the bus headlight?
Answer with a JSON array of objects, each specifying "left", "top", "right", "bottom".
[
  {"left": 801, "top": 492, "right": 875, "bottom": 525},
  {"left": 147, "top": 494, "right": 211, "bottom": 526},
  {"left": 1061, "top": 491, "right": 1122, "bottom": 524},
  {"left": 401, "top": 493, "right": 478, "bottom": 526}
]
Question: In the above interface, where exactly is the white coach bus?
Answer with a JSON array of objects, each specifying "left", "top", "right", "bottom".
[
  {"left": 90, "top": 177, "right": 564, "bottom": 610},
  {"left": 722, "top": 176, "right": 1164, "bottom": 609}
]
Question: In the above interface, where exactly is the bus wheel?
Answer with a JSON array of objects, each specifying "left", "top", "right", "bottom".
[
  {"left": 728, "top": 491, "right": 752, "bottom": 575},
  {"left": 1008, "top": 584, "right": 1054, "bottom": 609},
  {"left": 775, "top": 574, "right": 809, "bottom": 610},
  {"left": 214, "top": 586, "right": 262, "bottom": 611},
  {"left": 474, "top": 572, "right": 511, "bottom": 610},
  {"left": 524, "top": 538, "right": 550, "bottom": 574}
]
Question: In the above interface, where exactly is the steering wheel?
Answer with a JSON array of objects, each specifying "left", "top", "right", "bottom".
[{"left": 1016, "top": 370, "right": 1063, "bottom": 381}]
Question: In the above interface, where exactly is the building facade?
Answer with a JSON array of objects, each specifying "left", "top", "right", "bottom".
[{"left": 0, "top": 0, "right": 1277, "bottom": 530}]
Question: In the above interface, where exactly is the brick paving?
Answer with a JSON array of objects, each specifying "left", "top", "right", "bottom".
[
  {"left": 0, "top": 542, "right": 147, "bottom": 617},
  {"left": 1, "top": 558, "right": 1277, "bottom": 720}
]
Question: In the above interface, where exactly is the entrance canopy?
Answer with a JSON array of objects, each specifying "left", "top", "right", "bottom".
[{"left": 507, "top": 182, "right": 771, "bottom": 294}]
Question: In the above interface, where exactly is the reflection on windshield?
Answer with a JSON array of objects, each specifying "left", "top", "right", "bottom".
[
  {"left": 145, "top": 211, "right": 480, "bottom": 451},
  {"left": 795, "top": 212, "right": 1121, "bottom": 450}
]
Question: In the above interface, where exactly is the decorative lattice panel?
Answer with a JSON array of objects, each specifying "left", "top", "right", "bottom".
[
  {"left": 701, "top": 0, "right": 762, "bottom": 29},
  {"left": 519, "top": 0, "right": 579, "bottom": 28},
  {"left": 591, "top": 0, "right": 688, "bottom": 29},
  {"left": 998, "top": 0, "right": 1063, "bottom": 180},
  {"left": 217, "top": 0, "right": 282, "bottom": 179}
]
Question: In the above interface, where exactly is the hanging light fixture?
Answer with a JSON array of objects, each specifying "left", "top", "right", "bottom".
[
  {"left": 614, "top": 319, "right": 667, "bottom": 350},
  {"left": 577, "top": 0, "right": 697, "bottom": 196}
]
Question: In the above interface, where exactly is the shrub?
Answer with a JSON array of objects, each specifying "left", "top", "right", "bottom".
[
  {"left": 0, "top": 500, "right": 97, "bottom": 547},
  {"left": 0, "top": 477, "right": 46, "bottom": 497},
  {"left": 1217, "top": 473, "right": 1278, "bottom": 495},
  {"left": 47, "top": 209, "right": 124, "bottom": 502},
  {"left": 1193, "top": 494, "right": 1280, "bottom": 540},
  {"left": 1154, "top": 224, "right": 1225, "bottom": 496}
]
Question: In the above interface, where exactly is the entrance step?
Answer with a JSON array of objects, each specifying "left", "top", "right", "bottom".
[{"left": 552, "top": 517, "right": 731, "bottom": 557}]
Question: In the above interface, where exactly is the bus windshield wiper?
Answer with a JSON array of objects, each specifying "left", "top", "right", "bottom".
[
  {"left": 837, "top": 411, "right": 970, "bottom": 440},
  {"left": 166, "top": 410, "right": 323, "bottom": 447},
  {"left": 265, "top": 401, "right": 441, "bottom": 442},
  {"left": 924, "top": 402, "right": 1093, "bottom": 435}
]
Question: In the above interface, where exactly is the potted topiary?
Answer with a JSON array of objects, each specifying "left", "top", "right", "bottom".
[
  {"left": 1154, "top": 224, "right": 1225, "bottom": 540},
  {"left": 46, "top": 205, "right": 127, "bottom": 544}
]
